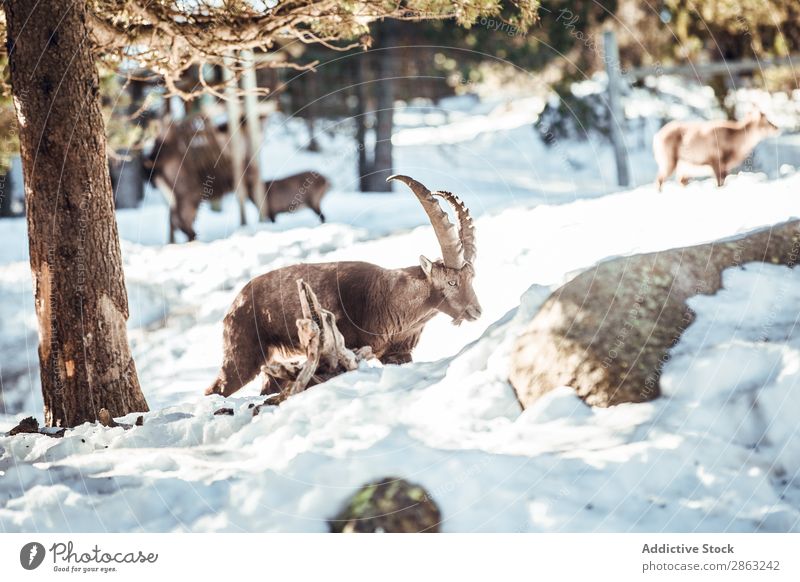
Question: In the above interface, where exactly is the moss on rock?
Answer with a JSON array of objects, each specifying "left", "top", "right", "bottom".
[{"left": 330, "top": 477, "right": 441, "bottom": 533}]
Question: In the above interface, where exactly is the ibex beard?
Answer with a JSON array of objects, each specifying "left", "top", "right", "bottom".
[{"left": 205, "top": 174, "right": 482, "bottom": 398}]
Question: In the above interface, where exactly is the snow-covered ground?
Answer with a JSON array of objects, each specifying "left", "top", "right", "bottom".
[{"left": 1, "top": 93, "right": 800, "bottom": 532}]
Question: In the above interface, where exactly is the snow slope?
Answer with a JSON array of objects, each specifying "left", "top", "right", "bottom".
[
  {"left": 1, "top": 255, "right": 800, "bottom": 532},
  {"left": 1, "top": 97, "right": 800, "bottom": 532}
]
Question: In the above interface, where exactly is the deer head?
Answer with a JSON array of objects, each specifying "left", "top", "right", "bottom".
[{"left": 747, "top": 108, "right": 780, "bottom": 137}]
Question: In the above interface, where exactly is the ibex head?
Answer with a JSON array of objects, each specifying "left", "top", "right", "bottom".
[{"left": 388, "top": 175, "right": 482, "bottom": 325}]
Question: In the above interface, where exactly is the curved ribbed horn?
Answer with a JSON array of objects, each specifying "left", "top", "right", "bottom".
[
  {"left": 387, "top": 174, "right": 464, "bottom": 268},
  {"left": 434, "top": 191, "right": 476, "bottom": 266}
]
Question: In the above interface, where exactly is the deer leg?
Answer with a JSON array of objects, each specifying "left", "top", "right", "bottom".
[
  {"left": 712, "top": 163, "right": 727, "bottom": 187},
  {"left": 168, "top": 212, "right": 176, "bottom": 244},
  {"left": 156, "top": 176, "right": 179, "bottom": 244},
  {"left": 678, "top": 174, "right": 691, "bottom": 187},
  {"left": 655, "top": 157, "right": 677, "bottom": 192},
  {"left": 309, "top": 201, "right": 325, "bottom": 223},
  {"left": 176, "top": 200, "right": 198, "bottom": 241},
  {"left": 169, "top": 205, "right": 193, "bottom": 242}
]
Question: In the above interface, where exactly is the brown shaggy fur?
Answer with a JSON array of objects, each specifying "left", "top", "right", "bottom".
[{"left": 206, "top": 260, "right": 481, "bottom": 397}]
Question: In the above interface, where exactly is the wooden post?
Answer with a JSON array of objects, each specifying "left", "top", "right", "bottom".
[
  {"left": 240, "top": 49, "right": 267, "bottom": 221},
  {"left": 603, "top": 30, "right": 630, "bottom": 187},
  {"left": 223, "top": 55, "right": 248, "bottom": 226}
]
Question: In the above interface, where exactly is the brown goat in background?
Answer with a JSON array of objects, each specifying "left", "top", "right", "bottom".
[
  {"left": 144, "top": 116, "right": 330, "bottom": 242},
  {"left": 252, "top": 171, "right": 330, "bottom": 223}
]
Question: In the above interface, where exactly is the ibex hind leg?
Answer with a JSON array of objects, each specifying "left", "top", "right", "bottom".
[
  {"left": 205, "top": 355, "right": 262, "bottom": 397},
  {"left": 177, "top": 200, "right": 199, "bottom": 241},
  {"left": 309, "top": 200, "right": 325, "bottom": 223},
  {"left": 205, "top": 339, "right": 268, "bottom": 397}
]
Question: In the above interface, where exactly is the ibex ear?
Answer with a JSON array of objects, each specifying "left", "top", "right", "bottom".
[{"left": 419, "top": 255, "right": 433, "bottom": 278}]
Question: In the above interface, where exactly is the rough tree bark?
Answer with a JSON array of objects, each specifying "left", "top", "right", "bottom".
[
  {"left": 4, "top": 0, "right": 148, "bottom": 427},
  {"left": 368, "top": 20, "right": 395, "bottom": 192},
  {"left": 354, "top": 21, "right": 396, "bottom": 193},
  {"left": 354, "top": 56, "right": 372, "bottom": 192}
]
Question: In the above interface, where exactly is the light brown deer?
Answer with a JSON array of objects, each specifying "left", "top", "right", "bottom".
[
  {"left": 654, "top": 109, "right": 779, "bottom": 191},
  {"left": 205, "top": 174, "right": 482, "bottom": 398}
]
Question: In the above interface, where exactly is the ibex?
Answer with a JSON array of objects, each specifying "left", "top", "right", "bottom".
[
  {"left": 654, "top": 109, "right": 779, "bottom": 191},
  {"left": 144, "top": 116, "right": 245, "bottom": 242},
  {"left": 205, "top": 174, "right": 482, "bottom": 397},
  {"left": 253, "top": 171, "right": 330, "bottom": 223},
  {"left": 144, "top": 117, "right": 330, "bottom": 242}
]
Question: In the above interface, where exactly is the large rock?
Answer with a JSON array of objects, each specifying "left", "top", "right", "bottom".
[
  {"left": 330, "top": 477, "right": 441, "bottom": 533},
  {"left": 510, "top": 220, "right": 800, "bottom": 408}
]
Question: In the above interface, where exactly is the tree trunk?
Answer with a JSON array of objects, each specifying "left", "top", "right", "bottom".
[
  {"left": 305, "top": 73, "right": 320, "bottom": 152},
  {"left": 368, "top": 21, "right": 396, "bottom": 192},
  {"left": 4, "top": 0, "right": 148, "bottom": 427},
  {"left": 354, "top": 57, "right": 371, "bottom": 192},
  {"left": 709, "top": 73, "right": 735, "bottom": 120}
]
